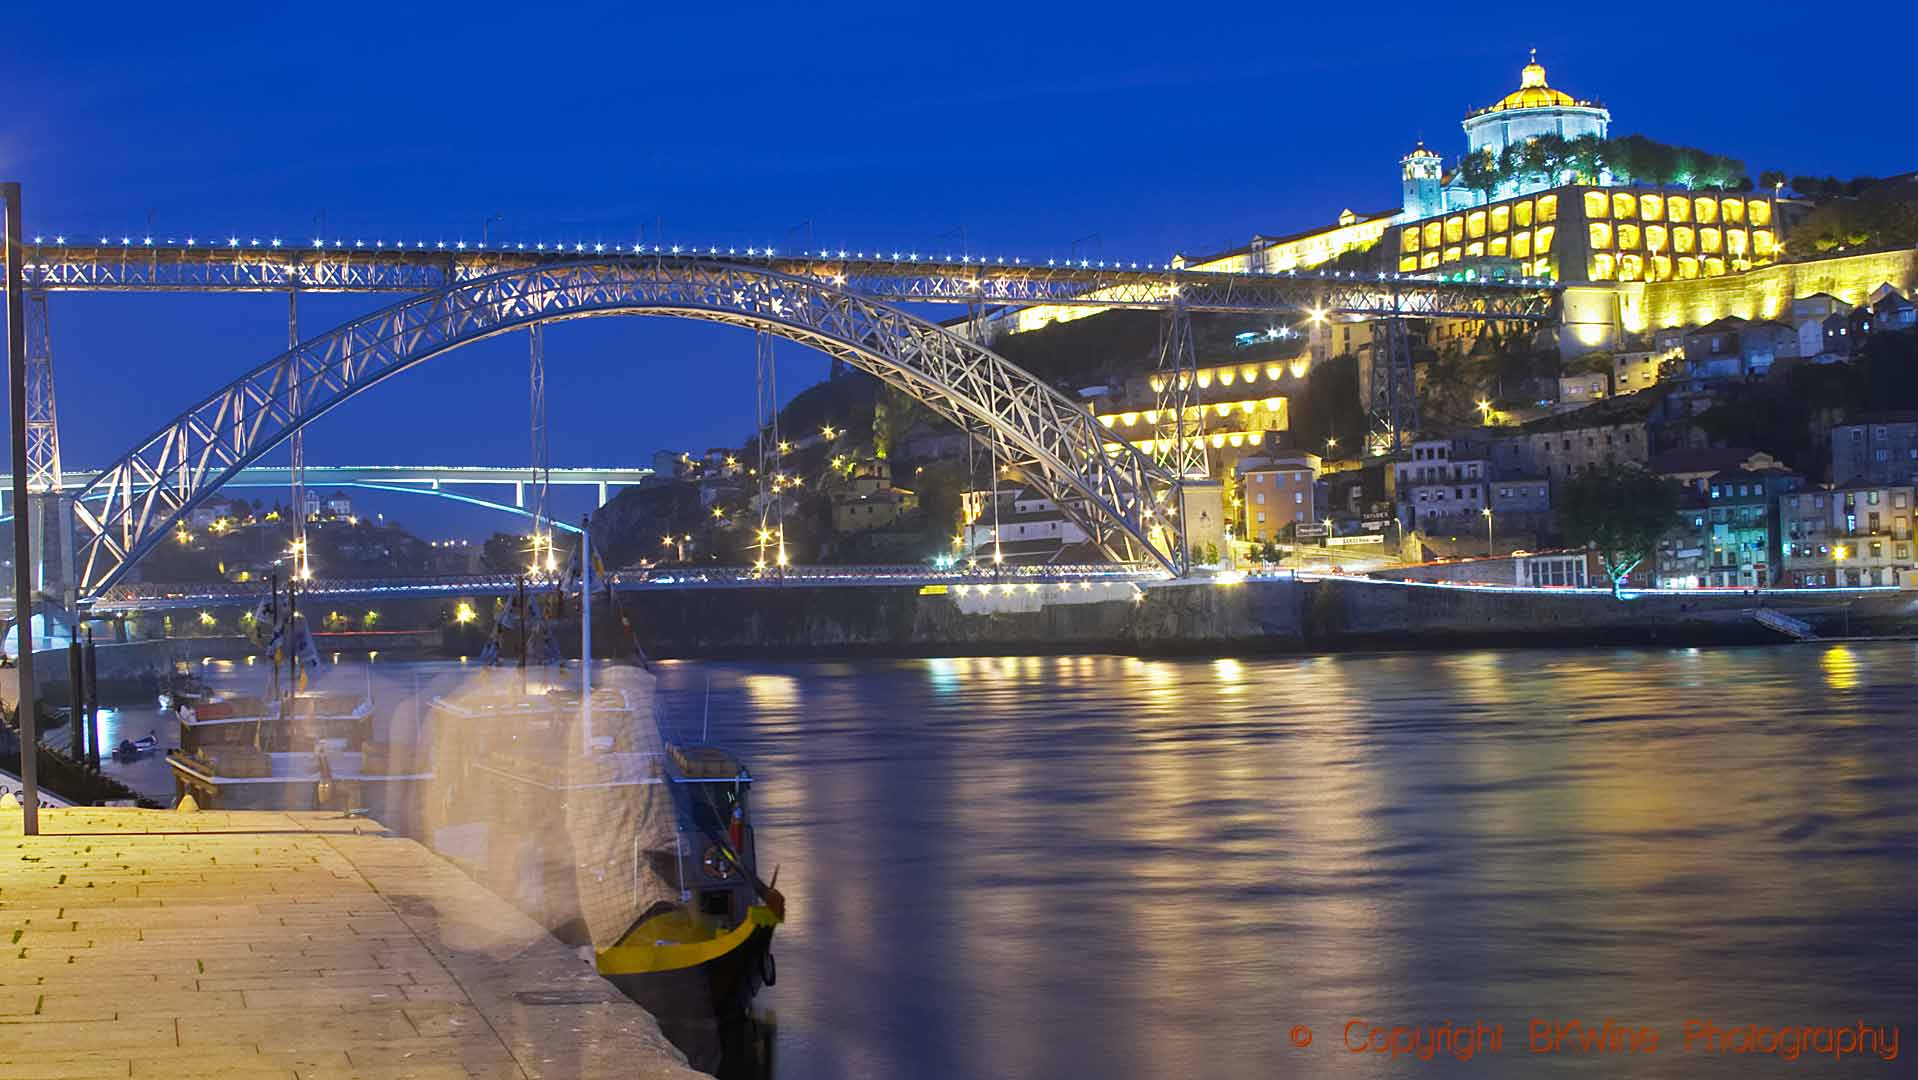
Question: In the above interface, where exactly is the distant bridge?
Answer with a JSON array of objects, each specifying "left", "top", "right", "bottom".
[{"left": 0, "top": 464, "right": 654, "bottom": 518}]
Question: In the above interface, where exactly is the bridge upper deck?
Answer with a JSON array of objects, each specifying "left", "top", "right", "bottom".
[{"left": 6, "top": 239, "right": 1558, "bottom": 320}]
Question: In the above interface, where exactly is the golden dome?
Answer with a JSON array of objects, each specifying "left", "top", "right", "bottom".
[{"left": 1482, "top": 52, "right": 1580, "bottom": 113}]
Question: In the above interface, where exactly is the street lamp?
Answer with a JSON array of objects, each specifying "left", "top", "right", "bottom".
[
  {"left": 3, "top": 182, "right": 38, "bottom": 833},
  {"left": 1325, "top": 436, "right": 1337, "bottom": 456},
  {"left": 1482, "top": 506, "right": 1495, "bottom": 557}
]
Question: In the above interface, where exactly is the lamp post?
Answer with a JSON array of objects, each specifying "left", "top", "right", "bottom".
[
  {"left": 4, "top": 183, "right": 38, "bottom": 834},
  {"left": 1482, "top": 506, "right": 1495, "bottom": 557}
]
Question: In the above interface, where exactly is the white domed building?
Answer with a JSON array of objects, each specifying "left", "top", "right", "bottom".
[
  {"left": 1402, "top": 52, "right": 1611, "bottom": 221},
  {"left": 1461, "top": 52, "right": 1609, "bottom": 162}
]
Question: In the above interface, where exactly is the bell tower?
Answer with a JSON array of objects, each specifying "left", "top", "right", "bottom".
[{"left": 1400, "top": 142, "right": 1443, "bottom": 221}]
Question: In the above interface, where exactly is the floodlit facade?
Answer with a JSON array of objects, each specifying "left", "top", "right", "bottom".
[
  {"left": 1388, "top": 188, "right": 1779, "bottom": 286},
  {"left": 1782, "top": 484, "right": 1917, "bottom": 587},
  {"left": 1239, "top": 453, "right": 1321, "bottom": 542}
]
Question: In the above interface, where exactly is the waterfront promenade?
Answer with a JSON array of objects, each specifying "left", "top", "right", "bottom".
[{"left": 0, "top": 805, "right": 701, "bottom": 1079}]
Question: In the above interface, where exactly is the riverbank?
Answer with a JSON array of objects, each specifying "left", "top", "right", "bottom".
[
  {"left": 614, "top": 575, "right": 1918, "bottom": 658},
  {"left": 0, "top": 805, "right": 702, "bottom": 1079},
  {"left": 40, "top": 577, "right": 1918, "bottom": 671}
]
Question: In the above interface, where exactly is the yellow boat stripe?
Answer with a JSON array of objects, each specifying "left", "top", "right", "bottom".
[{"left": 595, "top": 905, "right": 781, "bottom": 976}]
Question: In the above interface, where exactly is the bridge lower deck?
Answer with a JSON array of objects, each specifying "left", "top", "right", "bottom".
[{"left": 0, "top": 807, "right": 701, "bottom": 1079}]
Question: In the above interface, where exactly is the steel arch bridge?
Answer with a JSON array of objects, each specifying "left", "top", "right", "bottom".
[{"left": 67, "top": 259, "right": 1193, "bottom": 600}]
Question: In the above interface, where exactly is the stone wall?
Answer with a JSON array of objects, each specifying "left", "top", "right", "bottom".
[{"left": 1631, "top": 249, "right": 1918, "bottom": 333}]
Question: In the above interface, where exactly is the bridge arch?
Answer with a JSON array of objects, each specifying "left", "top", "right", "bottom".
[{"left": 70, "top": 260, "right": 1185, "bottom": 599}]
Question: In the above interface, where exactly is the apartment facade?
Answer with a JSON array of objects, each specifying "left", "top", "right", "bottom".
[{"left": 1781, "top": 483, "right": 1916, "bottom": 587}]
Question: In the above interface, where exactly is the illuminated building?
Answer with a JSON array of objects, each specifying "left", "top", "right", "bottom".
[
  {"left": 1463, "top": 53, "right": 1609, "bottom": 163},
  {"left": 1782, "top": 483, "right": 1915, "bottom": 587},
  {"left": 1403, "top": 54, "right": 1611, "bottom": 221},
  {"left": 1238, "top": 453, "right": 1321, "bottom": 542},
  {"left": 959, "top": 485, "right": 1092, "bottom": 563},
  {"left": 1392, "top": 439, "right": 1491, "bottom": 534},
  {"left": 1093, "top": 358, "right": 1301, "bottom": 476},
  {"left": 830, "top": 460, "right": 918, "bottom": 534},
  {"left": 1652, "top": 450, "right": 1795, "bottom": 588}
]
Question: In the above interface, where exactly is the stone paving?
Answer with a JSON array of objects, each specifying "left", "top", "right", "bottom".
[{"left": 0, "top": 806, "right": 704, "bottom": 1079}]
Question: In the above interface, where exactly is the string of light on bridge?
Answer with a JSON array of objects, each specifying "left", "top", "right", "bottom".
[{"left": 21, "top": 233, "right": 1556, "bottom": 289}]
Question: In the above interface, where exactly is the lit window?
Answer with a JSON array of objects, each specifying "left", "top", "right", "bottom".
[
  {"left": 1612, "top": 192, "right": 1636, "bottom": 220},
  {"left": 1420, "top": 251, "right": 1440, "bottom": 269},
  {"left": 1749, "top": 200, "right": 1772, "bottom": 227},
  {"left": 1511, "top": 231, "right": 1532, "bottom": 258},
  {"left": 1722, "top": 199, "right": 1745, "bottom": 225},
  {"left": 1705, "top": 257, "right": 1726, "bottom": 278},
  {"left": 1617, "top": 224, "right": 1641, "bottom": 250},
  {"left": 1589, "top": 222, "right": 1613, "bottom": 250},
  {"left": 1673, "top": 227, "right": 1696, "bottom": 254},
  {"left": 1399, "top": 255, "right": 1419, "bottom": 272},
  {"left": 1490, "top": 205, "right": 1510, "bottom": 233},
  {"left": 1695, "top": 197, "right": 1718, "bottom": 225},
  {"left": 1445, "top": 216, "right": 1465, "bottom": 243},
  {"left": 1443, "top": 246, "right": 1462, "bottom": 263},
  {"left": 1590, "top": 253, "right": 1616, "bottom": 281},
  {"left": 1650, "top": 255, "right": 1672, "bottom": 281},
  {"left": 1515, "top": 200, "right": 1534, "bottom": 227},
  {"left": 1401, "top": 229, "right": 1420, "bottom": 253},
  {"left": 1753, "top": 230, "right": 1776, "bottom": 257},
  {"left": 1618, "top": 254, "right": 1643, "bottom": 282},
  {"left": 1667, "top": 197, "right": 1692, "bottom": 224},
  {"left": 1699, "top": 228, "right": 1722, "bottom": 254},
  {"left": 1538, "top": 195, "right": 1558, "bottom": 222},
  {"left": 1726, "top": 229, "right": 1749, "bottom": 258},
  {"left": 1645, "top": 225, "right": 1668, "bottom": 253},
  {"left": 1488, "top": 236, "right": 1508, "bottom": 256},
  {"left": 1467, "top": 210, "right": 1487, "bottom": 239},
  {"left": 1583, "top": 191, "right": 1608, "bottom": 218},
  {"left": 1639, "top": 194, "right": 1664, "bottom": 222},
  {"left": 1465, "top": 241, "right": 1485, "bottom": 258}
]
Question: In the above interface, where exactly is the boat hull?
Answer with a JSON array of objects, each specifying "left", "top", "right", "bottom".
[{"left": 602, "top": 921, "right": 776, "bottom": 1018}]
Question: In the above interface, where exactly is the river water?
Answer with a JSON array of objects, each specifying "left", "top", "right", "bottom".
[
  {"left": 650, "top": 645, "right": 1918, "bottom": 1079},
  {"left": 129, "top": 643, "right": 1917, "bottom": 1077}
]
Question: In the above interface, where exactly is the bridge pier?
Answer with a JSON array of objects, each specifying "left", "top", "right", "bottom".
[{"left": 597, "top": 481, "right": 608, "bottom": 507}]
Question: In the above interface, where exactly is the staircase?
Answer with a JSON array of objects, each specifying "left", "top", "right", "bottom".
[{"left": 1750, "top": 607, "right": 1818, "bottom": 641}]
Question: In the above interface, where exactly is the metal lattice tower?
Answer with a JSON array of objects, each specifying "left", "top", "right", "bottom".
[
  {"left": 1152, "top": 298, "right": 1206, "bottom": 480},
  {"left": 287, "top": 291, "right": 309, "bottom": 579},
  {"left": 1367, "top": 316, "right": 1419, "bottom": 455},
  {"left": 528, "top": 322, "right": 552, "bottom": 568},
  {"left": 22, "top": 291, "right": 68, "bottom": 595},
  {"left": 754, "top": 328, "right": 785, "bottom": 569},
  {"left": 23, "top": 291, "right": 62, "bottom": 495}
]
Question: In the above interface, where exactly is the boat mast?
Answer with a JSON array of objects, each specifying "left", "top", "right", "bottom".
[
  {"left": 267, "top": 569, "right": 280, "bottom": 706},
  {"left": 580, "top": 515, "right": 593, "bottom": 753}
]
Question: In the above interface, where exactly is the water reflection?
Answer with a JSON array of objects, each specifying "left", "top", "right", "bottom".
[{"left": 654, "top": 645, "right": 1918, "bottom": 1080}]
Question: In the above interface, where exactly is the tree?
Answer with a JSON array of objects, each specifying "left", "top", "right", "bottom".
[
  {"left": 1569, "top": 135, "right": 1607, "bottom": 184},
  {"left": 1758, "top": 169, "right": 1786, "bottom": 193},
  {"left": 1459, "top": 149, "right": 1498, "bottom": 200},
  {"left": 1558, "top": 463, "right": 1682, "bottom": 598}
]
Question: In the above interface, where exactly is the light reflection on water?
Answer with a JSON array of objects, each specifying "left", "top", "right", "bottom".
[{"left": 653, "top": 643, "right": 1918, "bottom": 1080}]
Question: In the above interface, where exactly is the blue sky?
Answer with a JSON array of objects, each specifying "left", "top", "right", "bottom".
[{"left": 6, "top": 1, "right": 1907, "bottom": 536}]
